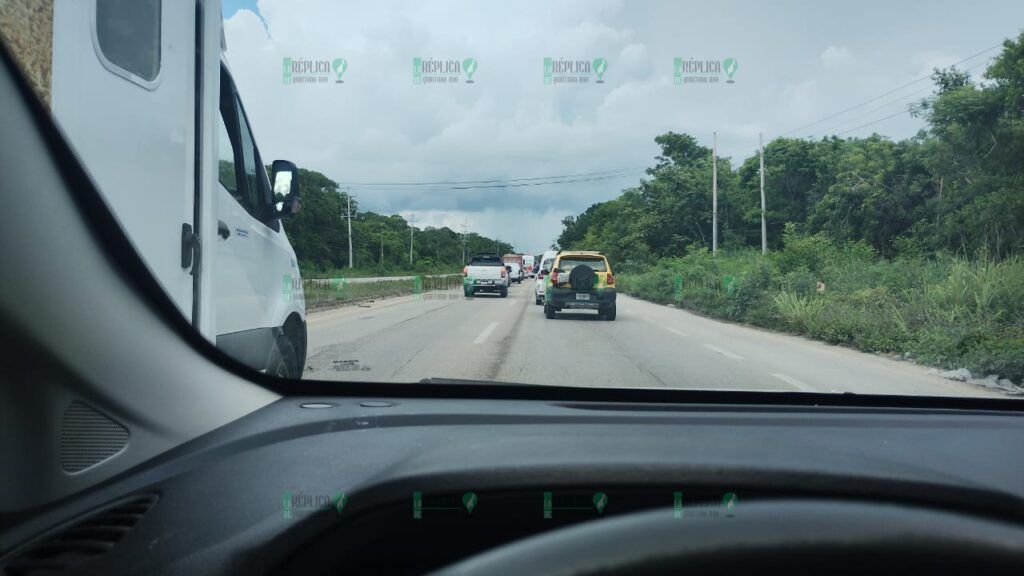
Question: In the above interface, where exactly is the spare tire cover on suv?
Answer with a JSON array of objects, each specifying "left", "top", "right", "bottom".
[{"left": 568, "top": 264, "right": 596, "bottom": 292}]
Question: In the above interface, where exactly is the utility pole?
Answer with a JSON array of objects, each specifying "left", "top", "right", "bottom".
[
  {"left": 712, "top": 131, "right": 718, "bottom": 254},
  {"left": 461, "top": 218, "right": 468, "bottom": 264},
  {"left": 379, "top": 220, "right": 384, "bottom": 264},
  {"left": 759, "top": 133, "right": 767, "bottom": 255},
  {"left": 344, "top": 189, "right": 354, "bottom": 268},
  {"left": 409, "top": 214, "right": 415, "bottom": 265}
]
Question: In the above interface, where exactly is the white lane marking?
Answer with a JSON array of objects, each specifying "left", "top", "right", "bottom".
[
  {"left": 663, "top": 326, "right": 689, "bottom": 337},
  {"left": 703, "top": 344, "right": 742, "bottom": 360},
  {"left": 508, "top": 298, "right": 518, "bottom": 306},
  {"left": 771, "top": 373, "right": 817, "bottom": 393},
  {"left": 474, "top": 322, "right": 500, "bottom": 344}
]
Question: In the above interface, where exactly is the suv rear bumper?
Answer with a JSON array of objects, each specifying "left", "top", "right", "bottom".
[
  {"left": 546, "top": 287, "right": 616, "bottom": 310},
  {"left": 466, "top": 279, "right": 506, "bottom": 292}
]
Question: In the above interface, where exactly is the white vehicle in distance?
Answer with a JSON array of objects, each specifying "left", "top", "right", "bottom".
[
  {"left": 522, "top": 254, "right": 536, "bottom": 278},
  {"left": 464, "top": 254, "right": 510, "bottom": 297},
  {"left": 535, "top": 250, "right": 558, "bottom": 305},
  {"left": 507, "top": 262, "right": 524, "bottom": 283},
  {"left": 46, "top": 0, "right": 307, "bottom": 377}
]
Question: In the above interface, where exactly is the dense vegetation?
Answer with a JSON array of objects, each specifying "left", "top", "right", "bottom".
[
  {"left": 558, "top": 33, "right": 1024, "bottom": 383},
  {"left": 285, "top": 168, "right": 513, "bottom": 277}
]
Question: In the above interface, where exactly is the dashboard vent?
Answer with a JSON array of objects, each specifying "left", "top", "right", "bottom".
[
  {"left": 59, "top": 400, "right": 129, "bottom": 473},
  {"left": 1, "top": 494, "right": 157, "bottom": 576}
]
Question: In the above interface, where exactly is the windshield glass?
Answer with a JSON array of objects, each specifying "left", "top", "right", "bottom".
[{"left": 1, "top": 0, "right": 1021, "bottom": 398}]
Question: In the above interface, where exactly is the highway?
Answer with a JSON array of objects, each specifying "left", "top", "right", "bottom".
[{"left": 304, "top": 282, "right": 1008, "bottom": 397}]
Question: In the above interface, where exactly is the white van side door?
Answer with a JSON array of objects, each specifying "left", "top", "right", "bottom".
[{"left": 51, "top": 0, "right": 197, "bottom": 319}]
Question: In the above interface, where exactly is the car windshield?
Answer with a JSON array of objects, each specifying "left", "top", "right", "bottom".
[{"left": 1, "top": 0, "right": 1021, "bottom": 399}]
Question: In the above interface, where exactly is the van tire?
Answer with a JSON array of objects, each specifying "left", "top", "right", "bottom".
[
  {"left": 545, "top": 304, "right": 555, "bottom": 319},
  {"left": 268, "top": 334, "right": 299, "bottom": 379}
]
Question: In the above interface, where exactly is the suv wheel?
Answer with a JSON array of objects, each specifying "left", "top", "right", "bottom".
[
  {"left": 604, "top": 305, "right": 617, "bottom": 321},
  {"left": 544, "top": 304, "right": 555, "bottom": 319}
]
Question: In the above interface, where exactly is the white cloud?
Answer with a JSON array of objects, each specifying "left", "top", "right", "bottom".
[{"left": 820, "top": 46, "right": 855, "bottom": 69}]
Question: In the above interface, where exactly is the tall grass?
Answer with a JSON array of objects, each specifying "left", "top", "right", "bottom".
[{"left": 617, "top": 236, "right": 1024, "bottom": 383}]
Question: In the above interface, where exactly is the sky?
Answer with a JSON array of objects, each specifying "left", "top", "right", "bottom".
[{"left": 220, "top": 0, "right": 1024, "bottom": 255}]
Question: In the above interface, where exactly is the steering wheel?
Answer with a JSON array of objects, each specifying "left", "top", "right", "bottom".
[{"left": 429, "top": 499, "right": 1024, "bottom": 575}]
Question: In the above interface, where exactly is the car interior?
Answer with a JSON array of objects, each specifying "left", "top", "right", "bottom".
[{"left": 2, "top": 19, "right": 1024, "bottom": 576}]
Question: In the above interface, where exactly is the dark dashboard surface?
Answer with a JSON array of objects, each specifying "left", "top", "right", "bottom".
[{"left": 3, "top": 395, "right": 1024, "bottom": 575}]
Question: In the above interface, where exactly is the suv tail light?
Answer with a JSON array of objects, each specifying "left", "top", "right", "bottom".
[
  {"left": 501, "top": 268, "right": 508, "bottom": 278},
  {"left": 606, "top": 272, "right": 615, "bottom": 286},
  {"left": 550, "top": 271, "right": 558, "bottom": 284}
]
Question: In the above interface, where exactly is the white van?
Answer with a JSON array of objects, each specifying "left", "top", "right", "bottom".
[{"left": 33, "top": 0, "right": 306, "bottom": 377}]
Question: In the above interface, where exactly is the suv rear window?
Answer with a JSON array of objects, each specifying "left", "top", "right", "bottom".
[
  {"left": 470, "top": 256, "right": 503, "bottom": 266},
  {"left": 557, "top": 257, "right": 607, "bottom": 272}
]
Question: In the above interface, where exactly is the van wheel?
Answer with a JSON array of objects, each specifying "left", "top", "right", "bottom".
[
  {"left": 268, "top": 334, "right": 299, "bottom": 379},
  {"left": 545, "top": 304, "right": 555, "bottom": 319},
  {"left": 604, "top": 305, "right": 617, "bottom": 321}
]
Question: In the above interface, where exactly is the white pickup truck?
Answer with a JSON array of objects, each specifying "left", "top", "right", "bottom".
[{"left": 463, "top": 254, "right": 510, "bottom": 298}]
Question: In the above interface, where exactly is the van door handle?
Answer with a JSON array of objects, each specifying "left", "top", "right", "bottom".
[{"left": 218, "top": 220, "right": 231, "bottom": 239}]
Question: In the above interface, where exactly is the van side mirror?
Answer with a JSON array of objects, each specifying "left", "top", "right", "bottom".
[{"left": 271, "top": 160, "right": 301, "bottom": 217}]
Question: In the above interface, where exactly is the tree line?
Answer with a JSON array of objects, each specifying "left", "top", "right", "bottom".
[
  {"left": 558, "top": 32, "right": 1024, "bottom": 265},
  {"left": 284, "top": 168, "right": 513, "bottom": 275}
]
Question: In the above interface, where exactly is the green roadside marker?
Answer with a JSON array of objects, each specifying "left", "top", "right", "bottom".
[{"left": 463, "top": 492, "right": 478, "bottom": 514}]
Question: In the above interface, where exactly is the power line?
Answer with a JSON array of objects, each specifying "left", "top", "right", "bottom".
[
  {"left": 776, "top": 43, "right": 1001, "bottom": 138},
  {"left": 833, "top": 110, "right": 911, "bottom": 137},
  {"left": 802, "top": 58, "right": 993, "bottom": 138},
  {"left": 336, "top": 167, "right": 645, "bottom": 188}
]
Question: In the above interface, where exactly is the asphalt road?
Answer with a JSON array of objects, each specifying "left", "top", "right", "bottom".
[{"left": 304, "top": 281, "right": 1008, "bottom": 398}]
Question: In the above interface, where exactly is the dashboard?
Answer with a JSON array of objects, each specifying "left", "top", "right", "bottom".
[{"left": 3, "top": 394, "right": 1024, "bottom": 575}]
